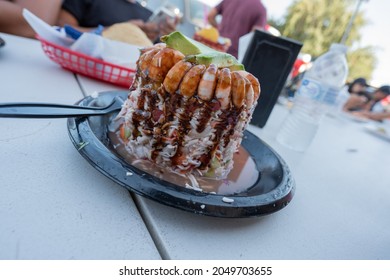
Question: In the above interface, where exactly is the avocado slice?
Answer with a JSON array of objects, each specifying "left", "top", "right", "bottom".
[
  {"left": 161, "top": 31, "right": 215, "bottom": 55},
  {"left": 160, "top": 31, "right": 244, "bottom": 70}
]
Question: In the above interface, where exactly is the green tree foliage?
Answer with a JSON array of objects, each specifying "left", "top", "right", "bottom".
[
  {"left": 275, "top": 0, "right": 377, "bottom": 81},
  {"left": 347, "top": 46, "right": 377, "bottom": 81}
]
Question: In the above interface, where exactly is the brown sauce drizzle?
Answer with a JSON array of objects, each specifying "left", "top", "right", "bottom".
[
  {"left": 195, "top": 99, "right": 213, "bottom": 133},
  {"left": 170, "top": 96, "right": 200, "bottom": 167},
  {"left": 222, "top": 107, "right": 243, "bottom": 148}
]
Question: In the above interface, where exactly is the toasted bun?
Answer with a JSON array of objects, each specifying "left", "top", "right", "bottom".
[{"left": 102, "top": 23, "right": 153, "bottom": 47}]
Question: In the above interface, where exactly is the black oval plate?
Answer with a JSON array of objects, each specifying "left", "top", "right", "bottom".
[{"left": 67, "top": 91, "right": 295, "bottom": 218}]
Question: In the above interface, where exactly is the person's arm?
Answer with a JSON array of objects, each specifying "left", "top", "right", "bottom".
[
  {"left": 57, "top": 8, "right": 173, "bottom": 42},
  {"left": 0, "top": 1, "right": 32, "bottom": 38},
  {"left": 16, "top": 0, "right": 62, "bottom": 25},
  {"left": 56, "top": 8, "right": 94, "bottom": 32},
  {"left": 0, "top": 0, "right": 62, "bottom": 38},
  {"left": 58, "top": 9, "right": 158, "bottom": 40},
  {"left": 352, "top": 110, "right": 390, "bottom": 121},
  {"left": 342, "top": 94, "right": 369, "bottom": 112},
  {"left": 207, "top": 8, "right": 219, "bottom": 28}
]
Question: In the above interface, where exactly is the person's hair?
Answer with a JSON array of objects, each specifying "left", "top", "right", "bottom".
[
  {"left": 378, "top": 85, "right": 390, "bottom": 96},
  {"left": 348, "top": 78, "right": 368, "bottom": 93}
]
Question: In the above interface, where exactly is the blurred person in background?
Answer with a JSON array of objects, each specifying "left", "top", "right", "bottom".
[
  {"left": 291, "top": 53, "right": 312, "bottom": 80},
  {"left": 337, "top": 77, "right": 369, "bottom": 110},
  {"left": 347, "top": 77, "right": 369, "bottom": 95},
  {"left": 343, "top": 85, "right": 390, "bottom": 115},
  {"left": 0, "top": 0, "right": 62, "bottom": 38},
  {"left": 57, "top": 0, "right": 177, "bottom": 42},
  {"left": 284, "top": 54, "right": 312, "bottom": 99},
  {"left": 207, "top": 0, "right": 267, "bottom": 58}
]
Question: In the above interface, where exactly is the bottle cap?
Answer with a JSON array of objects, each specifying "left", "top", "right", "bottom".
[{"left": 330, "top": 43, "right": 348, "bottom": 53}]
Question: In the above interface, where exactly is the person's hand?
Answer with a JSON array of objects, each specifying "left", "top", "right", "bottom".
[
  {"left": 128, "top": 19, "right": 159, "bottom": 42},
  {"left": 351, "top": 110, "right": 390, "bottom": 122},
  {"left": 129, "top": 16, "right": 177, "bottom": 42},
  {"left": 158, "top": 16, "right": 177, "bottom": 37}
]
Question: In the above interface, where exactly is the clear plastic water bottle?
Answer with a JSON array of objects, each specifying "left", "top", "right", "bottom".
[{"left": 276, "top": 43, "right": 348, "bottom": 151}]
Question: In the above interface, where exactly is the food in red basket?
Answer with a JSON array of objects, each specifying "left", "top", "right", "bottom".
[
  {"left": 194, "top": 27, "right": 231, "bottom": 53},
  {"left": 112, "top": 32, "right": 260, "bottom": 181},
  {"left": 196, "top": 26, "right": 220, "bottom": 43},
  {"left": 102, "top": 22, "right": 153, "bottom": 47}
]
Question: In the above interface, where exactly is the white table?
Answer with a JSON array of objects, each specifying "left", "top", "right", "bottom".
[
  {"left": 0, "top": 33, "right": 160, "bottom": 260},
  {"left": 9, "top": 31, "right": 389, "bottom": 260}
]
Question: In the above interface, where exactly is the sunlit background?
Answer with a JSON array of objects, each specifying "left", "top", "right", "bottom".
[{"left": 203, "top": 0, "right": 389, "bottom": 87}]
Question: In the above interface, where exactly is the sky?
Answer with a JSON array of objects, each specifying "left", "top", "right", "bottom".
[{"left": 205, "top": 0, "right": 389, "bottom": 87}]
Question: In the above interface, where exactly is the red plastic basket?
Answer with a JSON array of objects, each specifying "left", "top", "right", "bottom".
[{"left": 37, "top": 36, "right": 136, "bottom": 88}]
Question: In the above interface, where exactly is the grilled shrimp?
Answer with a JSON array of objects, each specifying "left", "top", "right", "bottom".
[
  {"left": 163, "top": 61, "right": 193, "bottom": 94},
  {"left": 137, "top": 45, "right": 260, "bottom": 110},
  {"left": 198, "top": 64, "right": 218, "bottom": 101},
  {"left": 148, "top": 48, "right": 185, "bottom": 82},
  {"left": 138, "top": 48, "right": 160, "bottom": 77},
  {"left": 231, "top": 72, "right": 246, "bottom": 108},
  {"left": 243, "top": 77, "right": 254, "bottom": 108},
  {"left": 140, "top": 43, "right": 166, "bottom": 55},
  {"left": 236, "top": 71, "right": 260, "bottom": 101},
  {"left": 215, "top": 68, "right": 232, "bottom": 109},
  {"left": 179, "top": 65, "right": 206, "bottom": 98}
]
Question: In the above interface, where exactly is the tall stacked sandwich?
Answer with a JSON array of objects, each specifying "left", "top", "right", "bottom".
[{"left": 114, "top": 32, "right": 260, "bottom": 180}]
